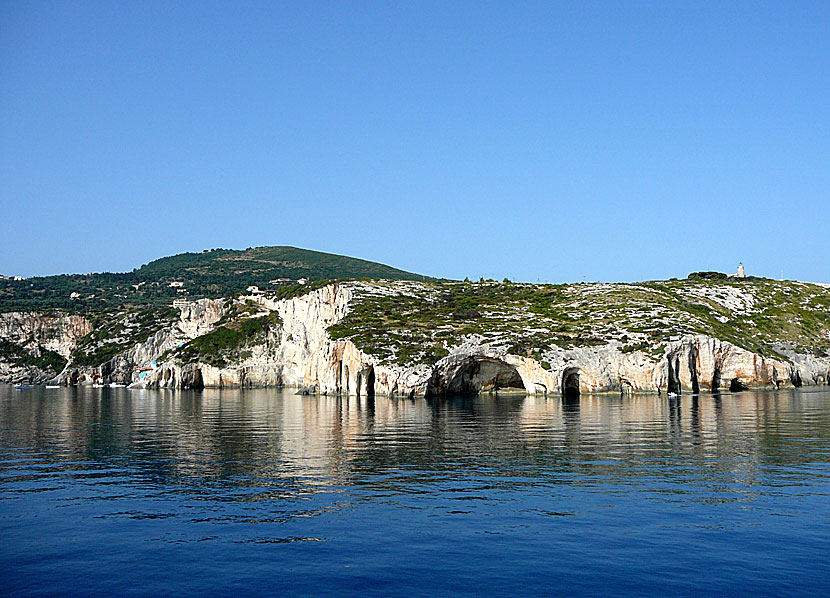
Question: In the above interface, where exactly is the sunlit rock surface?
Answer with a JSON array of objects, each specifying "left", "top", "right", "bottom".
[{"left": 3, "top": 280, "right": 829, "bottom": 395}]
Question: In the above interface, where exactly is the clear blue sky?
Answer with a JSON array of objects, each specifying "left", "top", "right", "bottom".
[{"left": 2, "top": 1, "right": 828, "bottom": 282}]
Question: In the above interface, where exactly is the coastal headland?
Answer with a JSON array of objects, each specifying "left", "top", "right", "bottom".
[{"left": 2, "top": 249, "right": 828, "bottom": 397}]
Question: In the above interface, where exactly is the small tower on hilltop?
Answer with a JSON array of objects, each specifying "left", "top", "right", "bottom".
[{"left": 737, "top": 262, "right": 745, "bottom": 278}]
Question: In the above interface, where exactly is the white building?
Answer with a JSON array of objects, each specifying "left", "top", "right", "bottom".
[{"left": 729, "top": 263, "right": 746, "bottom": 278}]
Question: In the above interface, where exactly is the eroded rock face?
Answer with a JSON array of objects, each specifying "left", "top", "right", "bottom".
[
  {"left": 59, "top": 299, "right": 225, "bottom": 386},
  {"left": 660, "top": 336, "right": 793, "bottom": 393},
  {"left": 773, "top": 344, "right": 830, "bottom": 387},
  {"left": 422, "top": 334, "right": 825, "bottom": 397},
  {"left": 0, "top": 312, "right": 91, "bottom": 359},
  {"left": 8, "top": 283, "right": 829, "bottom": 396},
  {"left": 135, "top": 285, "right": 434, "bottom": 396},
  {"left": 0, "top": 312, "right": 91, "bottom": 383}
]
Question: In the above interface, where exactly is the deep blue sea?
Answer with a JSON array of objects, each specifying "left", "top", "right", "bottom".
[{"left": 2, "top": 385, "right": 830, "bottom": 597}]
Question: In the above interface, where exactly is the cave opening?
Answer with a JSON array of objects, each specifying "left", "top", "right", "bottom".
[
  {"left": 191, "top": 368, "right": 205, "bottom": 390},
  {"left": 729, "top": 377, "right": 748, "bottom": 392},
  {"left": 667, "top": 357, "right": 681, "bottom": 395},
  {"left": 366, "top": 366, "right": 375, "bottom": 398},
  {"left": 688, "top": 349, "right": 700, "bottom": 394},
  {"left": 791, "top": 370, "right": 803, "bottom": 388},
  {"left": 562, "top": 368, "right": 581, "bottom": 399},
  {"left": 445, "top": 358, "right": 525, "bottom": 396},
  {"left": 343, "top": 364, "right": 350, "bottom": 394}
]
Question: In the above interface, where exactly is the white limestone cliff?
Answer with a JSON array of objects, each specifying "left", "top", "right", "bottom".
[
  {"left": 133, "top": 284, "right": 829, "bottom": 396},
  {"left": 61, "top": 299, "right": 225, "bottom": 385},
  {"left": 0, "top": 312, "right": 91, "bottom": 358},
  {"left": 135, "top": 284, "right": 413, "bottom": 394},
  {"left": 0, "top": 312, "right": 91, "bottom": 383},
  {"left": 5, "top": 283, "right": 829, "bottom": 396}
]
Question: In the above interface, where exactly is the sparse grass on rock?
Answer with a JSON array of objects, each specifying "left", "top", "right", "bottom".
[{"left": 327, "top": 278, "right": 830, "bottom": 366}]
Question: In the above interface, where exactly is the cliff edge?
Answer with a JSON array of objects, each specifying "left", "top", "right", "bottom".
[{"left": 2, "top": 278, "right": 828, "bottom": 396}]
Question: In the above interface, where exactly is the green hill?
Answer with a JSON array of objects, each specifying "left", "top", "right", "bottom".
[
  {"left": 138, "top": 246, "right": 425, "bottom": 282},
  {"left": 0, "top": 246, "right": 429, "bottom": 312}
]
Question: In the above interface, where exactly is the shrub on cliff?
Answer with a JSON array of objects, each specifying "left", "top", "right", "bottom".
[
  {"left": 687, "top": 271, "right": 728, "bottom": 280},
  {"left": 172, "top": 312, "right": 282, "bottom": 367},
  {"left": 0, "top": 340, "right": 67, "bottom": 373}
]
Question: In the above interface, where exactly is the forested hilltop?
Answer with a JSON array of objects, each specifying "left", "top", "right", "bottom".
[{"left": 0, "top": 246, "right": 428, "bottom": 313}]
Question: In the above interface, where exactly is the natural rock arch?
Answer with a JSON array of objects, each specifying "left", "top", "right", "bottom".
[
  {"left": 562, "top": 367, "right": 581, "bottom": 399},
  {"left": 445, "top": 357, "right": 526, "bottom": 396}
]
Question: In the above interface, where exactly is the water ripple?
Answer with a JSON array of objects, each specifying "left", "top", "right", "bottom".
[{"left": 2, "top": 386, "right": 830, "bottom": 596}]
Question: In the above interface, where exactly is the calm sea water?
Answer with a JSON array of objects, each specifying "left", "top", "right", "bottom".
[{"left": 2, "top": 385, "right": 830, "bottom": 597}]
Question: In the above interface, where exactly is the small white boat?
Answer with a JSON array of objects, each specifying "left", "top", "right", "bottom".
[
  {"left": 109, "top": 383, "right": 125, "bottom": 388},
  {"left": 667, "top": 392, "right": 680, "bottom": 398},
  {"left": 45, "top": 385, "right": 60, "bottom": 389},
  {"left": 92, "top": 384, "right": 105, "bottom": 388}
]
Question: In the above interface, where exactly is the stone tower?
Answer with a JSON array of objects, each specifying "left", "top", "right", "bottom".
[{"left": 737, "top": 262, "right": 745, "bottom": 278}]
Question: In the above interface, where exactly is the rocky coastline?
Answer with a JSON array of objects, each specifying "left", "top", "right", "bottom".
[{"left": 2, "top": 280, "right": 828, "bottom": 397}]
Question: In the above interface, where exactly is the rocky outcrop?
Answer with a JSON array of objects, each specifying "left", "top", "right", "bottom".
[
  {"left": 142, "top": 304, "right": 821, "bottom": 397},
  {"left": 131, "top": 285, "right": 435, "bottom": 396},
  {"left": 0, "top": 312, "right": 91, "bottom": 358},
  {"left": 0, "top": 312, "right": 91, "bottom": 383},
  {"left": 423, "top": 335, "right": 816, "bottom": 397},
  {"left": 60, "top": 299, "right": 225, "bottom": 386},
  {"left": 6, "top": 283, "right": 830, "bottom": 397},
  {"left": 659, "top": 336, "right": 794, "bottom": 393},
  {"left": 423, "top": 336, "right": 658, "bottom": 397},
  {"left": 771, "top": 343, "right": 830, "bottom": 387},
  {"left": 137, "top": 286, "right": 399, "bottom": 393}
]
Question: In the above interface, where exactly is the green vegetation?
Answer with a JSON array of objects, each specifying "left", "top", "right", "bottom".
[
  {"left": 5, "top": 263, "right": 828, "bottom": 374},
  {"left": 687, "top": 271, "right": 728, "bottom": 280},
  {"left": 327, "top": 278, "right": 830, "bottom": 366},
  {"left": 620, "top": 341, "right": 650, "bottom": 353},
  {"left": 70, "top": 305, "right": 179, "bottom": 367},
  {"left": 271, "top": 279, "right": 338, "bottom": 301},
  {"left": 0, "top": 340, "right": 67, "bottom": 373},
  {"left": 168, "top": 312, "right": 283, "bottom": 368},
  {"left": 0, "top": 246, "right": 430, "bottom": 313},
  {"left": 328, "top": 281, "right": 610, "bottom": 366}
]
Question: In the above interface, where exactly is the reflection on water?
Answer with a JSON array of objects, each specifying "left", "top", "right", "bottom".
[{"left": 2, "top": 386, "right": 830, "bottom": 596}]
